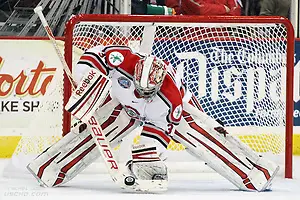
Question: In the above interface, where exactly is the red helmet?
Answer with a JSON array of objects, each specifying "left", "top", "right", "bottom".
[{"left": 134, "top": 55, "right": 167, "bottom": 99}]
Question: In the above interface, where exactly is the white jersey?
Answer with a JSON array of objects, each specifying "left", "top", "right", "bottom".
[{"left": 75, "top": 45, "right": 183, "bottom": 137}]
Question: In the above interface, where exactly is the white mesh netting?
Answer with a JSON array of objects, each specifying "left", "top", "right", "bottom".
[
  {"left": 5, "top": 16, "right": 293, "bottom": 177},
  {"left": 67, "top": 18, "right": 292, "bottom": 175}
]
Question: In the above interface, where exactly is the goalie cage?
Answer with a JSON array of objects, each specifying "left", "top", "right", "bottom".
[{"left": 5, "top": 15, "right": 294, "bottom": 179}]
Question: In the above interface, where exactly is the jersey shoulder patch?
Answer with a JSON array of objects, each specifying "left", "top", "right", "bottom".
[
  {"left": 104, "top": 46, "right": 144, "bottom": 76},
  {"left": 104, "top": 46, "right": 129, "bottom": 68},
  {"left": 159, "top": 74, "right": 183, "bottom": 124},
  {"left": 108, "top": 51, "right": 124, "bottom": 66}
]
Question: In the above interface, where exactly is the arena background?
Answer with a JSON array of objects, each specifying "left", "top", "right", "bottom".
[{"left": 0, "top": 37, "right": 299, "bottom": 158}]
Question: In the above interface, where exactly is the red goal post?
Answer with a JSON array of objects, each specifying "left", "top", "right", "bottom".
[{"left": 63, "top": 14, "right": 294, "bottom": 178}]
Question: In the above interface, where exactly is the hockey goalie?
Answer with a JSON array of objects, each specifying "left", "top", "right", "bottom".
[{"left": 27, "top": 45, "right": 279, "bottom": 192}]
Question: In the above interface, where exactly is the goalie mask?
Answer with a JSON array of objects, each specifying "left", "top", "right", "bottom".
[{"left": 134, "top": 56, "right": 167, "bottom": 100}]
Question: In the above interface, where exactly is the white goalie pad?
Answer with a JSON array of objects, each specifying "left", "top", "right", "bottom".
[
  {"left": 65, "top": 68, "right": 112, "bottom": 122},
  {"left": 172, "top": 102, "right": 279, "bottom": 192},
  {"left": 27, "top": 89, "right": 167, "bottom": 192},
  {"left": 27, "top": 127, "right": 100, "bottom": 187},
  {"left": 26, "top": 97, "right": 136, "bottom": 188}
]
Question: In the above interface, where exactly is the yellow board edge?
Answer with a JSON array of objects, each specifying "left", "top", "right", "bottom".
[
  {"left": 0, "top": 136, "right": 21, "bottom": 158},
  {"left": 1, "top": 134, "right": 300, "bottom": 158}
]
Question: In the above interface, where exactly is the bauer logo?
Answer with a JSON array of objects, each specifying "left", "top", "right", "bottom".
[
  {"left": 75, "top": 70, "right": 97, "bottom": 96},
  {"left": 88, "top": 116, "right": 118, "bottom": 170}
]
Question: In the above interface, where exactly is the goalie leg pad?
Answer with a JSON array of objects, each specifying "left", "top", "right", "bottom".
[
  {"left": 27, "top": 126, "right": 100, "bottom": 187},
  {"left": 28, "top": 98, "right": 140, "bottom": 187},
  {"left": 93, "top": 96, "right": 140, "bottom": 147},
  {"left": 172, "top": 102, "right": 279, "bottom": 192}
]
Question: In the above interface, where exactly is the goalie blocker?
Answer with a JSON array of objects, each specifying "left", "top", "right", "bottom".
[{"left": 27, "top": 67, "right": 278, "bottom": 192}]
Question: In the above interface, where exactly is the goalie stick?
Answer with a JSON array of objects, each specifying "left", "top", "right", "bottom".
[{"left": 33, "top": 6, "right": 165, "bottom": 192}]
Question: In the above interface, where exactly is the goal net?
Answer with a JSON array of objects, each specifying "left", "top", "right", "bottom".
[
  {"left": 5, "top": 15, "right": 294, "bottom": 179},
  {"left": 64, "top": 15, "right": 294, "bottom": 178}
]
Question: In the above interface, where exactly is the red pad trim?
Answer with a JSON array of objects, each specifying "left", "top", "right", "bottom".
[
  {"left": 57, "top": 135, "right": 93, "bottom": 164},
  {"left": 80, "top": 55, "right": 106, "bottom": 74},
  {"left": 143, "top": 125, "right": 171, "bottom": 144},
  {"left": 37, "top": 153, "right": 61, "bottom": 179},
  {"left": 53, "top": 144, "right": 96, "bottom": 186},
  {"left": 187, "top": 132, "right": 257, "bottom": 191},
  {"left": 183, "top": 111, "right": 250, "bottom": 170}
]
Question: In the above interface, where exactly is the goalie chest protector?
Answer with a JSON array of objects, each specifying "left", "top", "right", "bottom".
[{"left": 104, "top": 47, "right": 183, "bottom": 130}]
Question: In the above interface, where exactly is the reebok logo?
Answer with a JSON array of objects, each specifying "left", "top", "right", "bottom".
[{"left": 75, "top": 70, "right": 97, "bottom": 96}]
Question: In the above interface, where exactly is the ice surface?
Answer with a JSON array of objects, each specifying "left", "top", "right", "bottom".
[{"left": 1, "top": 157, "right": 300, "bottom": 200}]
